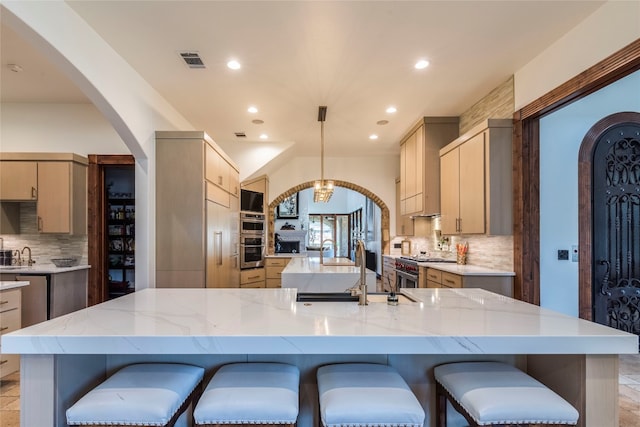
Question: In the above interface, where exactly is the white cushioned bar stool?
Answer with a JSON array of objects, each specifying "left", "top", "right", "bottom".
[
  {"left": 317, "top": 363, "right": 425, "bottom": 427},
  {"left": 66, "top": 363, "right": 205, "bottom": 427},
  {"left": 433, "top": 361, "right": 579, "bottom": 427},
  {"left": 193, "top": 362, "right": 300, "bottom": 426}
]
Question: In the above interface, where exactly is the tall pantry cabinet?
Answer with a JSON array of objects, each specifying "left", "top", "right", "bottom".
[{"left": 155, "top": 131, "right": 240, "bottom": 288}]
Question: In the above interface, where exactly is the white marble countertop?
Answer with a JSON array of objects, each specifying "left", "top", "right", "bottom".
[
  {"left": 0, "top": 264, "right": 91, "bottom": 274},
  {"left": 2, "top": 288, "right": 636, "bottom": 355},
  {"left": 283, "top": 256, "right": 366, "bottom": 274},
  {"left": 0, "top": 281, "right": 29, "bottom": 291},
  {"left": 417, "top": 262, "right": 515, "bottom": 276}
]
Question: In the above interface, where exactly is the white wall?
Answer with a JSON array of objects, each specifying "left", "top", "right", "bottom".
[
  {"left": 0, "top": 103, "right": 128, "bottom": 154},
  {"left": 539, "top": 70, "right": 640, "bottom": 316},
  {"left": 515, "top": 0, "right": 640, "bottom": 110}
]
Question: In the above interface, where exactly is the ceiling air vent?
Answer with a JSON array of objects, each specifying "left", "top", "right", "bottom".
[
  {"left": 179, "top": 52, "right": 205, "bottom": 69},
  {"left": 234, "top": 132, "right": 247, "bottom": 138}
]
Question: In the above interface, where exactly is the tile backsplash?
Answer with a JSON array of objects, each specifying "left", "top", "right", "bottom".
[
  {"left": 391, "top": 217, "right": 514, "bottom": 271},
  {"left": 0, "top": 202, "right": 88, "bottom": 265}
]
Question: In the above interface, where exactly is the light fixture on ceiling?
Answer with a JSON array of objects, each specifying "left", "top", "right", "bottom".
[
  {"left": 259, "top": 134, "right": 268, "bottom": 140},
  {"left": 314, "top": 106, "right": 334, "bottom": 203},
  {"left": 369, "top": 134, "right": 378, "bottom": 140},
  {"left": 248, "top": 106, "right": 258, "bottom": 113},
  {"left": 227, "top": 59, "right": 241, "bottom": 70},
  {"left": 386, "top": 106, "right": 397, "bottom": 113},
  {"left": 414, "top": 59, "right": 429, "bottom": 69}
]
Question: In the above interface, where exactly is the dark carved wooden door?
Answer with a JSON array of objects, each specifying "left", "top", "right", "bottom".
[{"left": 592, "top": 118, "right": 640, "bottom": 337}]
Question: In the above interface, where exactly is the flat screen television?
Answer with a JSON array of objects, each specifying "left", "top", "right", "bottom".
[{"left": 241, "top": 189, "right": 264, "bottom": 213}]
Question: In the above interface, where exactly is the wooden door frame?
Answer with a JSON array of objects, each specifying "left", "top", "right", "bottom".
[
  {"left": 87, "top": 154, "right": 135, "bottom": 306},
  {"left": 513, "top": 38, "right": 640, "bottom": 310}
]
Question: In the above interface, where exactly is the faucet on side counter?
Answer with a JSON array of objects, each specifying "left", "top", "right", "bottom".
[
  {"left": 22, "top": 246, "right": 34, "bottom": 266},
  {"left": 319, "top": 238, "right": 334, "bottom": 264},
  {"left": 354, "top": 240, "right": 368, "bottom": 306},
  {"left": 13, "top": 249, "right": 21, "bottom": 266}
]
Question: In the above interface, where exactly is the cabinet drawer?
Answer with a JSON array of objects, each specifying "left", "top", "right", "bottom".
[
  {"left": 0, "top": 308, "right": 20, "bottom": 334},
  {"left": 441, "top": 272, "right": 462, "bottom": 288},
  {"left": 266, "top": 266, "right": 287, "bottom": 279},
  {"left": 265, "top": 258, "right": 290, "bottom": 267},
  {"left": 0, "top": 289, "right": 21, "bottom": 313},
  {"left": 425, "top": 268, "right": 442, "bottom": 283},
  {"left": 239, "top": 282, "right": 264, "bottom": 288},
  {"left": 240, "top": 268, "right": 265, "bottom": 284},
  {"left": 0, "top": 353, "right": 19, "bottom": 378},
  {"left": 266, "top": 278, "right": 281, "bottom": 288},
  {"left": 426, "top": 280, "right": 442, "bottom": 289}
]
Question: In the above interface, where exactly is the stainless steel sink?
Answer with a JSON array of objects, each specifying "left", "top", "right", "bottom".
[{"left": 296, "top": 292, "right": 416, "bottom": 304}]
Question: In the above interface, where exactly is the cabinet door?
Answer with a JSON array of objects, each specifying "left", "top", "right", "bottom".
[
  {"left": 440, "top": 149, "right": 460, "bottom": 235},
  {"left": 37, "top": 162, "right": 71, "bottom": 233},
  {"left": 205, "top": 144, "right": 229, "bottom": 192},
  {"left": 228, "top": 167, "right": 240, "bottom": 198},
  {"left": 399, "top": 144, "right": 407, "bottom": 202},
  {"left": 458, "top": 132, "right": 485, "bottom": 234},
  {"left": 395, "top": 180, "right": 413, "bottom": 235},
  {"left": 0, "top": 161, "right": 37, "bottom": 201},
  {"left": 206, "top": 200, "right": 224, "bottom": 288},
  {"left": 404, "top": 132, "right": 417, "bottom": 203},
  {"left": 414, "top": 125, "right": 424, "bottom": 199}
]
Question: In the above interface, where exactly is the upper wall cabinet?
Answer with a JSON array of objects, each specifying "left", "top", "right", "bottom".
[
  {"left": 399, "top": 117, "right": 459, "bottom": 218},
  {"left": 0, "top": 154, "right": 88, "bottom": 235},
  {"left": 439, "top": 119, "right": 513, "bottom": 236}
]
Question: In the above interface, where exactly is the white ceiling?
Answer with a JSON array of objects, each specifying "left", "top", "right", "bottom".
[{"left": 1, "top": 1, "right": 605, "bottom": 166}]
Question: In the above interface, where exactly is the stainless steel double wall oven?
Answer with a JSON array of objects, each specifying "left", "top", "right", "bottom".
[{"left": 240, "top": 212, "right": 265, "bottom": 269}]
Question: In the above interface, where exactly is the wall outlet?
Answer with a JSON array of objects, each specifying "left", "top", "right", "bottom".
[
  {"left": 571, "top": 245, "right": 578, "bottom": 262},
  {"left": 558, "top": 249, "right": 569, "bottom": 260}
]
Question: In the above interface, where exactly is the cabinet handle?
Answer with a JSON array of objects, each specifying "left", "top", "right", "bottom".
[
  {"left": 215, "top": 232, "right": 223, "bottom": 266},
  {"left": 445, "top": 279, "right": 456, "bottom": 285},
  {"left": 38, "top": 216, "right": 43, "bottom": 232},
  {"left": 248, "top": 275, "right": 260, "bottom": 280},
  {"left": 0, "top": 326, "right": 8, "bottom": 332},
  {"left": 0, "top": 360, "right": 7, "bottom": 365},
  {"left": 31, "top": 186, "right": 37, "bottom": 199},
  {"left": 218, "top": 176, "right": 223, "bottom": 186},
  {"left": 0, "top": 300, "right": 8, "bottom": 305}
]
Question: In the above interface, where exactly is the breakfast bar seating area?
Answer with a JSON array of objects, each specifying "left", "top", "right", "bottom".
[{"left": 2, "top": 288, "right": 636, "bottom": 427}]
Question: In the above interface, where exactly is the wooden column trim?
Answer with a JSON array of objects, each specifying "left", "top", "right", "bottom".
[{"left": 513, "top": 38, "right": 640, "bottom": 306}]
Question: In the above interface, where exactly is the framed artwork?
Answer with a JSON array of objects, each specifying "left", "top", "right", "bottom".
[{"left": 277, "top": 193, "right": 299, "bottom": 219}]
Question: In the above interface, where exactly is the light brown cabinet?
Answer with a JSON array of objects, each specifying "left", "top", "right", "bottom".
[
  {"left": 0, "top": 287, "right": 21, "bottom": 378},
  {"left": 240, "top": 268, "right": 266, "bottom": 288},
  {"left": 0, "top": 154, "right": 88, "bottom": 235},
  {"left": 422, "top": 266, "right": 513, "bottom": 297},
  {"left": 439, "top": 119, "right": 513, "bottom": 236},
  {"left": 0, "top": 161, "right": 37, "bottom": 201},
  {"left": 265, "top": 257, "right": 292, "bottom": 288},
  {"left": 395, "top": 179, "right": 413, "bottom": 236},
  {"left": 399, "top": 117, "right": 459, "bottom": 217},
  {"left": 156, "top": 131, "right": 240, "bottom": 288}
]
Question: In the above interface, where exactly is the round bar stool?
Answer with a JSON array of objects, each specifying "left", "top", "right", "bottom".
[
  {"left": 434, "top": 361, "right": 579, "bottom": 426},
  {"left": 317, "top": 363, "right": 425, "bottom": 427},
  {"left": 194, "top": 362, "right": 300, "bottom": 426},
  {"left": 66, "top": 363, "right": 205, "bottom": 427}
]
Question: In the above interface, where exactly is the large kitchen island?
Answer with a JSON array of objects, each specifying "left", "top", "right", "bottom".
[{"left": 2, "top": 288, "right": 637, "bottom": 427}]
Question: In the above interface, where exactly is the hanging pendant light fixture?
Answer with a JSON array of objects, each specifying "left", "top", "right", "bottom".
[{"left": 314, "top": 106, "right": 334, "bottom": 202}]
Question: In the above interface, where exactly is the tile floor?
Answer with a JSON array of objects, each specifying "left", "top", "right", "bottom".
[{"left": 1, "top": 354, "right": 639, "bottom": 426}]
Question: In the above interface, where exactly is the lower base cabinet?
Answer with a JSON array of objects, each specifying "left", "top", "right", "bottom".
[
  {"left": 265, "top": 257, "right": 292, "bottom": 288},
  {"left": 0, "top": 287, "right": 21, "bottom": 378},
  {"left": 240, "top": 268, "right": 265, "bottom": 288},
  {"left": 422, "top": 267, "right": 513, "bottom": 297}
]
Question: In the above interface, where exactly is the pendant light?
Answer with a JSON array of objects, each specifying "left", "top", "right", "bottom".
[{"left": 314, "top": 106, "right": 335, "bottom": 202}]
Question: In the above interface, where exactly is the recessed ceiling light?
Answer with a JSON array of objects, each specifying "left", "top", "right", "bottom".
[
  {"left": 369, "top": 134, "right": 379, "bottom": 140},
  {"left": 377, "top": 120, "right": 389, "bottom": 126},
  {"left": 259, "top": 134, "right": 268, "bottom": 140},
  {"left": 252, "top": 119, "right": 264, "bottom": 125},
  {"left": 247, "top": 106, "right": 258, "bottom": 113},
  {"left": 414, "top": 59, "right": 429, "bottom": 69},
  {"left": 227, "top": 60, "right": 241, "bottom": 70},
  {"left": 386, "top": 106, "right": 397, "bottom": 114}
]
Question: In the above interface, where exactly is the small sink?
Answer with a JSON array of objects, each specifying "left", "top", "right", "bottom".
[
  {"left": 296, "top": 292, "right": 416, "bottom": 304},
  {"left": 321, "top": 257, "right": 355, "bottom": 266},
  {"left": 296, "top": 292, "right": 359, "bottom": 302}
]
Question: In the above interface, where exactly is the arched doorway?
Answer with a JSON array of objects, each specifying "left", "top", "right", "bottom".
[
  {"left": 578, "top": 112, "right": 640, "bottom": 339},
  {"left": 268, "top": 181, "right": 390, "bottom": 259}
]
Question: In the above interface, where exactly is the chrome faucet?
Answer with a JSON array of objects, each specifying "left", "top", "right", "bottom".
[
  {"left": 354, "top": 240, "right": 368, "bottom": 306},
  {"left": 22, "top": 246, "right": 34, "bottom": 266},
  {"left": 320, "top": 238, "right": 334, "bottom": 264},
  {"left": 13, "top": 249, "right": 21, "bottom": 266}
]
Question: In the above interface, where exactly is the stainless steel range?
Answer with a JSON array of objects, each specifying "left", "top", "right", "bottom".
[{"left": 395, "top": 256, "right": 455, "bottom": 288}]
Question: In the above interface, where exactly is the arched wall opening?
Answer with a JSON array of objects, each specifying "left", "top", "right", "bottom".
[{"left": 268, "top": 180, "right": 390, "bottom": 259}]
